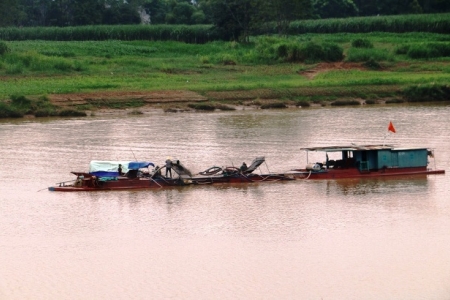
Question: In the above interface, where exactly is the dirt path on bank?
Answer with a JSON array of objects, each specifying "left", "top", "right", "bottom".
[
  {"left": 48, "top": 90, "right": 208, "bottom": 107},
  {"left": 299, "top": 62, "right": 366, "bottom": 79}
]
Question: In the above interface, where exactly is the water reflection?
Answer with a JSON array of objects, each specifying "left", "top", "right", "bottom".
[{"left": 326, "top": 175, "right": 429, "bottom": 196}]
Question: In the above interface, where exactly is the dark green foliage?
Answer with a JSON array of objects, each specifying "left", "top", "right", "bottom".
[
  {"left": 363, "top": 58, "right": 381, "bottom": 69},
  {"left": 0, "top": 102, "right": 24, "bottom": 118},
  {"left": 385, "top": 98, "right": 405, "bottom": 104},
  {"left": 403, "top": 84, "right": 450, "bottom": 102},
  {"left": 58, "top": 109, "right": 87, "bottom": 117},
  {"left": 313, "top": 0, "right": 359, "bottom": 19},
  {"left": 215, "top": 104, "right": 236, "bottom": 111},
  {"left": 351, "top": 38, "right": 373, "bottom": 48},
  {"left": 406, "top": 43, "right": 450, "bottom": 59},
  {"left": 10, "top": 95, "right": 31, "bottom": 108},
  {"left": 34, "top": 108, "right": 58, "bottom": 117},
  {"left": 0, "top": 41, "right": 10, "bottom": 55},
  {"left": 330, "top": 100, "right": 361, "bottom": 106},
  {"left": 255, "top": 37, "right": 343, "bottom": 63},
  {"left": 321, "top": 43, "right": 344, "bottom": 61},
  {"left": 295, "top": 101, "right": 311, "bottom": 107},
  {"left": 0, "top": 94, "right": 61, "bottom": 118},
  {"left": 395, "top": 45, "right": 410, "bottom": 55},
  {"left": 260, "top": 102, "right": 287, "bottom": 109},
  {"left": 188, "top": 103, "right": 216, "bottom": 110}
]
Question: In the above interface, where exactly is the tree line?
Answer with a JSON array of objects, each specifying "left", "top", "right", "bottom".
[{"left": 1, "top": 0, "right": 449, "bottom": 40}]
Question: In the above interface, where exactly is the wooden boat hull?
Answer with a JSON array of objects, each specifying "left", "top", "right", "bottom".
[
  {"left": 191, "top": 173, "right": 294, "bottom": 185},
  {"left": 48, "top": 176, "right": 190, "bottom": 192},
  {"left": 289, "top": 166, "right": 445, "bottom": 180}
]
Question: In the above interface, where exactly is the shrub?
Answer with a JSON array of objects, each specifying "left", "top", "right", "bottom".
[
  {"left": 10, "top": 95, "right": 32, "bottom": 108},
  {"left": 385, "top": 99, "right": 405, "bottom": 104},
  {"left": 254, "top": 37, "right": 343, "bottom": 63},
  {"left": 363, "top": 58, "right": 382, "bottom": 69},
  {"left": 58, "top": 109, "right": 87, "bottom": 117},
  {"left": 395, "top": 44, "right": 410, "bottom": 55},
  {"left": 221, "top": 54, "right": 236, "bottom": 65},
  {"left": 322, "top": 43, "right": 344, "bottom": 62},
  {"left": 403, "top": 84, "right": 450, "bottom": 102},
  {"left": 295, "top": 101, "right": 311, "bottom": 107},
  {"left": 34, "top": 108, "right": 58, "bottom": 117},
  {"left": 188, "top": 103, "right": 216, "bottom": 111},
  {"left": 0, "top": 41, "right": 10, "bottom": 55},
  {"left": 330, "top": 100, "right": 361, "bottom": 106},
  {"left": 407, "top": 43, "right": 450, "bottom": 59},
  {"left": 260, "top": 102, "right": 287, "bottom": 109},
  {"left": 0, "top": 102, "right": 24, "bottom": 118},
  {"left": 352, "top": 39, "right": 373, "bottom": 48},
  {"left": 215, "top": 104, "right": 236, "bottom": 111}
]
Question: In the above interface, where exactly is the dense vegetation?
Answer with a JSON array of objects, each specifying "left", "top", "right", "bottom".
[
  {"left": 1, "top": 0, "right": 450, "bottom": 42},
  {"left": 1, "top": 13, "right": 449, "bottom": 42}
]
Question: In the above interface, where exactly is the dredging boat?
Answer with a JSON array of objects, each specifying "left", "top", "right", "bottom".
[
  {"left": 48, "top": 160, "right": 193, "bottom": 192},
  {"left": 288, "top": 144, "right": 445, "bottom": 180},
  {"left": 48, "top": 157, "right": 293, "bottom": 192}
]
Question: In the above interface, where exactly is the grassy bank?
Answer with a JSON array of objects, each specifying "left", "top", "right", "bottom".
[{"left": 1, "top": 32, "right": 449, "bottom": 118}]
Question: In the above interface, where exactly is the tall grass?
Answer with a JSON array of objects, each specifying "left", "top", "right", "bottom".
[
  {"left": 254, "top": 37, "right": 343, "bottom": 63},
  {"left": 0, "top": 24, "right": 219, "bottom": 43},
  {"left": 285, "top": 13, "right": 450, "bottom": 34},
  {"left": 405, "top": 42, "right": 450, "bottom": 59}
]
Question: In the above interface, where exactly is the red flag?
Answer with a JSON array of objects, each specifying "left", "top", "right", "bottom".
[{"left": 388, "top": 121, "right": 396, "bottom": 133}]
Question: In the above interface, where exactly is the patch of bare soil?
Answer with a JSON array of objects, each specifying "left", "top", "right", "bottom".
[
  {"left": 300, "top": 62, "right": 366, "bottom": 79},
  {"left": 48, "top": 90, "right": 208, "bottom": 107}
]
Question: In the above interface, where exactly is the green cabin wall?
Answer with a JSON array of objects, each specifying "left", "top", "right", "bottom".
[
  {"left": 376, "top": 149, "right": 428, "bottom": 168},
  {"left": 353, "top": 148, "right": 428, "bottom": 169}
]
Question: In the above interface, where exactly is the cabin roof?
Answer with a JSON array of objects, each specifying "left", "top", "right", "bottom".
[{"left": 300, "top": 144, "right": 406, "bottom": 152}]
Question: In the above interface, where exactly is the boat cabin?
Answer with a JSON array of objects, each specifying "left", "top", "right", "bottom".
[{"left": 301, "top": 145, "right": 432, "bottom": 172}]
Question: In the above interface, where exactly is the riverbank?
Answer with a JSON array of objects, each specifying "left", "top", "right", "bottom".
[{"left": 1, "top": 34, "right": 449, "bottom": 118}]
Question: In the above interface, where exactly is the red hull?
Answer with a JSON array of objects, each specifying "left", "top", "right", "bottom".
[
  {"left": 290, "top": 166, "right": 445, "bottom": 180},
  {"left": 49, "top": 173, "right": 293, "bottom": 192},
  {"left": 49, "top": 176, "right": 190, "bottom": 192},
  {"left": 192, "top": 173, "right": 293, "bottom": 185}
]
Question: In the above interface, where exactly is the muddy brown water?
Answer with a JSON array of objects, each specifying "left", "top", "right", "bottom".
[{"left": 1, "top": 105, "right": 449, "bottom": 299}]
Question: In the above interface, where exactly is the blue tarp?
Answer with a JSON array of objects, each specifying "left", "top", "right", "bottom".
[
  {"left": 128, "top": 161, "right": 154, "bottom": 170},
  {"left": 89, "top": 160, "right": 154, "bottom": 177}
]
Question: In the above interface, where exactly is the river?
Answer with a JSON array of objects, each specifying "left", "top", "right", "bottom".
[{"left": 0, "top": 104, "right": 449, "bottom": 300}]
